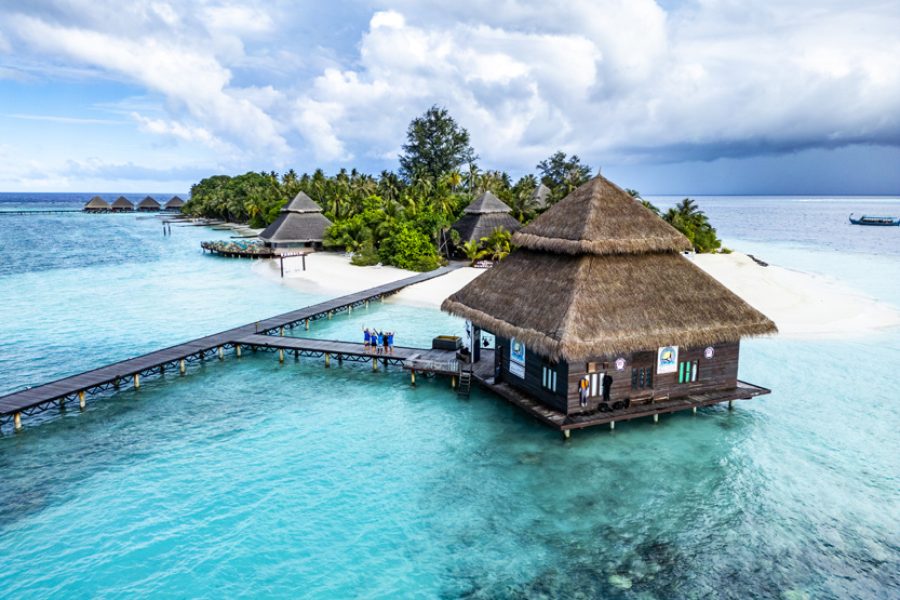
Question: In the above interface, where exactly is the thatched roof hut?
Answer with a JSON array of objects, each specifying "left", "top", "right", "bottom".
[
  {"left": 83, "top": 196, "right": 110, "bottom": 212},
  {"left": 451, "top": 191, "right": 521, "bottom": 244},
  {"left": 443, "top": 176, "right": 776, "bottom": 362},
  {"left": 110, "top": 196, "right": 134, "bottom": 212},
  {"left": 531, "top": 183, "right": 551, "bottom": 210},
  {"left": 137, "top": 196, "right": 161, "bottom": 211},
  {"left": 259, "top": 191, "right": 332, "bottom": 248},
  {"left": 163, "top": 196, "right": 185, "bottom": 211}
]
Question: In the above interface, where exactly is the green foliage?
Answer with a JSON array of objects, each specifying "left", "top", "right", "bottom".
[
  {"left": 350, "top": 240, "right": 380, "bottom": 266},
  {"left": 460, "top": 239, "right": 481, "bottom": 264},
  {"left": 378, "top": 222, "right": 442, "bottom": 271},
  {"left": 478, "top": 227, "right": 512, "bottom": 262},
  {"left": 663, "top": 198, "right": 722, "bottom": 253},
  {"left": 399, "top": 105, "right": 477, "bottom": 182},
  {"left": 537, "top": 151, "right": 592, "bottom": 205}
]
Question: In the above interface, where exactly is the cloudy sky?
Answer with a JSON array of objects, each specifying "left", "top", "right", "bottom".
[{"left": 1, "top": 0, "right": 898, "bottom": 194}]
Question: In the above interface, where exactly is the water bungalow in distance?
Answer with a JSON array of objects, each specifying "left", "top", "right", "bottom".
[
  {"left": 442, "top": 176, "right": 777, "bottom": 436},
  {"left": 451, "top": 191, "right": 521, "bottom": 247},
  {"left": 83, "top": 196, "right": 110, "bottom": 212},
  {"left": 137, "top": 196, "right": 161, "bottom": 212},
  {"left": 163, "top": 195, "right": 185, "bottom": 212},
  {"left": 110, "top": 196, "right": 134, "bottom": 212},
  {"left": 259, "top": 191, "right": 332, "bottom": 249}
]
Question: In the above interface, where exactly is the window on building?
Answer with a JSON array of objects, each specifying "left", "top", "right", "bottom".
[
  {"left": 631, "top": 367, "right": 653, "bottom": 390},
  {"left": 542, "top": 364, "right": 557, "bottom": 392},
  {"left": 678, "top": 360, "right": 699, "bottom": 383}
]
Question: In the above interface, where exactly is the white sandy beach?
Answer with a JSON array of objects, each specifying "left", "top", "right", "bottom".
[{"left": 255, "top": 251, "right": 900, "bottom": 339}]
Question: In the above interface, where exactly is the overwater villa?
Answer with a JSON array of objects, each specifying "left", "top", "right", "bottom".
[
  {"left": 443, "top": 176, "right": 777, "bottom": 434},
  {"left": 83, "top": 196, "right": 110, "bottom": 213},
  {"left": 451, "top": 191, "right": 521, "bottom": 247},
  {"left": 163, "top": 195, "right": 185, "bottom": 212},
  {"left": 110, "top": 196, "right": 134, "bottom": 212},
  {"left": 259, "top": 191, "right": 332, "bottom": 249},
  {"left": 137, "top": 196, "right": 161, "bottom": 212}
]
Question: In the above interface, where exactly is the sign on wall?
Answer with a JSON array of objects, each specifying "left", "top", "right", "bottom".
[
  {"left": 704, "top": 346, "right": 715, "bottom": 359},
  {"left": 509, "top": 337, "right": 526, "bottom": 378},
  {"left": 657, "top": 346, "right": 679, "bottom": 374},
  {"left": 615, "top": 357, "right": 626, "bottom": 371}
]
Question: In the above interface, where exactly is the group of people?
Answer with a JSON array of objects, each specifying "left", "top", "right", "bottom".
[{"left": 363, "top": 327, "right": 395, "bottom": 355}]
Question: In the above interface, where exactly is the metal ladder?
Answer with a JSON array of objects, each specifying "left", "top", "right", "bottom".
[{"left": 457, "top": 369, "right": 472, "bottom": 398}]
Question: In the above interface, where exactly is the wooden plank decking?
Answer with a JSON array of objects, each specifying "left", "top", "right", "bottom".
[{"left": 0, "top": 265, "right": 462, "bottom": 428}]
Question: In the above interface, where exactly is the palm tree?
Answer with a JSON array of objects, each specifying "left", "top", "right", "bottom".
[{"left": 460, "top": 239, "right": 481, "bottom": 264}]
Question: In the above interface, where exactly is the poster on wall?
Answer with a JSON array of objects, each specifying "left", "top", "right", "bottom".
[
  {"left": 657, "top": 345, "right": 679, "bottom": 374},
  {"left": 509, "top": 337, "right": 526, "bottom": 378}
]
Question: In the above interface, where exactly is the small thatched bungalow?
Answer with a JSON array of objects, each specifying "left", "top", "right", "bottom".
[
  {"left": 137, "top": 196, "right": 161, "bottom": 212},
  {"left": 110, "top": 196, "right": 134, "bottom": 212},
  {"left": 531, "top": 183, "right": 551, "bottom": 211},
  {"left": 451, "top": 191, "right": 521, "bottom": 247},
  {"left": 259, "top": 191, "right": 332, "bottom": 249},
  {"left": 83, "top": 196, "right": 110, "bottom": 213},
  {"left": 163, "top": 196, "right": 185, "bottom": 212},
  {"left": 442, "top": 176, "right": 776, "bottom": 427}
]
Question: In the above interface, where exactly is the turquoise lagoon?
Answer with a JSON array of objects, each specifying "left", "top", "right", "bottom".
[{"left": 0, "top": 195, "right": 898, "bottom": 598}]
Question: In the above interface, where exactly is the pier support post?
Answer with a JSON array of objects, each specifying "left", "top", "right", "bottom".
[
  {"left": 411, "top": 370, "right": 416, "bottom": 386},
  {"left": 563, "top": 429, "right": 571, "bottom": 440},
  {"left": 325, "top": 353, "right": 331, "bottom": 368},
  {"left": 236, "top": 344, "right": 242, "bottom": 358},
  {"left": 365, "top": 300, "right": 369, "bottom": 309},
  {"left": 279, "top": 326, "right": 284, "bottom": 336},
  {"left": 610, "top": 421, "right": 615, "bottom": 431},
  {"left": 348, "top": 305, "right": 352, "bottom": 315},
  {"left": 179, "top": 359, "right": 186, "bottom": 375},
  {"left": 728, "top": 400, "right": 734, "bottom": 410},
  {"left": 14, "top": 412, "right": 22, "bottom": 431},
  {"left": 279, "top": 349, "right": 285, "bottom": 363},
  {"left": 338, "top": 355, "right": 343, "bottom": 366},
  {"left": 372, "top": 357, "right": 377, "bottom": 372},
  {"left": 305, "top": 319, "right": 310, "bottom": 331},
  {"left": 114, "top": 378, "right": 120, "bottom": 389},
  {"left": 134, "top": 373, "right": 140, "bottom": 389},
  {"left": 653, "top": 413, "right": 658, "bottom": 423},
  {"left": 692, "top": 406, "right": 697, "bottom": 415},
  {"left": 79, "top": 390, "right": 86, "bottom": 410},
  {"left": 451, "top": 375, "right": 457, "bottom": 389},
  {"left": 294, "top": 350, "right": 299, "bottom": 361},
  {"left": 328, "top": 311, "right": 333, "bottom": 319},
  {"left": 218, "top": 346, "right": 224, "bottom": 360}
]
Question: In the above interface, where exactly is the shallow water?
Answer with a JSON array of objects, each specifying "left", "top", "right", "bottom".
[{"left": 1, "top": 195, "right": 898, "bottom": 598}]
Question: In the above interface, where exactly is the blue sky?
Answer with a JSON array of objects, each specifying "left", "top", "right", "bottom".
[{"left": 1, "top": 0, "right": 899, "bottom": 194}]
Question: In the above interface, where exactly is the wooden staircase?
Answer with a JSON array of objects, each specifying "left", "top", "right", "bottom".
[{"left": 457, "top": 369, "right": 472, "bottom": 398}]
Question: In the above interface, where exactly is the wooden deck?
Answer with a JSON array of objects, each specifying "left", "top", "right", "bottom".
[
  {"left": 0, "top": 265, "right": 462, "bottom": 430},
  {"left": 470, "top": 353, "right": 771, "bottom": 434}
]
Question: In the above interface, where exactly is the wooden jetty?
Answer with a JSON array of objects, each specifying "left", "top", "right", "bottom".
[{"left": 0, "top": 266, "right": 461, "bottom": 432}]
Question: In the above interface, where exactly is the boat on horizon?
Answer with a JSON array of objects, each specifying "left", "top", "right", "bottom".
[{"left": 848, "top": 213, "right": 900, "bottom": 226}]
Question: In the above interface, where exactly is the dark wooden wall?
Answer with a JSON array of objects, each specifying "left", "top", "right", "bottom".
[{"left": 495, "top": 336, "right": 569, "bottom": 412}]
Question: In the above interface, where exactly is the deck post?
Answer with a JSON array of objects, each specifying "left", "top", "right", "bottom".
[
  {"left": 451, "top": 375, "right": 456, "bottom": 389},
  {"left": 134, "top": 373, "right": 140, "bottom": 389},
  {"left": 365, "top": 300, "right": 369, "bottom": 309},
  {"left": 294, "top": 350, "right": 299, "bottom": 361},
  {"left": 218, "top": 346, "right": 224, "bottom": 360},
  {"left": 348, "top": 305, "right": 352, "bottom": 315},
  {"left": 728, "top": 400, "right": 734, "bottom": 410},
  {"left": 278, "top": 349, "right": 285, "bottom": 363},
  {"left": 411, "top": 370, "right": 416, "bottom": 386},
  {"left": 563, "top": 429, "right": 571, "bottom": 440},
  {"left": 78, "top": 390, "right": 86, "bottom": 410},
  {"left": 653, "top": 413, "right": 658, "bottom": 423},
  {"left": 114, "top": 378, "right": 120, "bottom": 389},
  {"left": 692, "top": 406, "right": 697, "bottom": 415},
  {"left": 13, "top": 412, "right": 22, "bottom": 431},
  {"left": 305, "top": 319, "right": 310, "bottom": 331},
  {"left": 325, "top": 353, "right": 331, "bottom": 368},
  {"left": 236, "top": 344, "right": 242, "bottom": 358},
  {"left": 328, "top": 311, "right": 332, "bottom": 320},
  {"left": 279, "top": 326, "right": 284, "bottom": 336},
  {"left": 372, "top": 357, "right": 377, "bottom": 372},
  {"left": 338, "top": 355, "right": 343, "bottom": 366},
  {"left": 179, "top": 359, "right": 186, "bottom": 375},
  {"left": 610, "top": 421, "right": 615, "bottom": 431}
]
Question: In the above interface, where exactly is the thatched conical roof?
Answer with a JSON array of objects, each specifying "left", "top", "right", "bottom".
[
  {"left": 513, "top": 176, "right": 691, "bottom": 255},
  {"left": 84, "top": 196, "right": 109, "bottom": 209},
  {"left": 284, "top": 191, "right": 322, "bottom": 213},
  {"left": 531, "top": 183, "right": 551, "bottom": 210},
  {"left": 163, "top": 196, "right": 185, "bottom": 210},
  {"left": 111, "top": 196, "right": 134, "bottom": 210},
  {"left": 137, "top": 196, "right": 160, "bottom": 210},
  {"left": 453, "top": 191, "right": 521, "bottom": 244},
  {"left": 463, "top": 191, "right": 512, "bottom": 214},
  {"left": 442, "top": 175, "right": 777, "bottom": 361},
  {"left": 260, "top": 211, "right": 332, "bottom": 244}
]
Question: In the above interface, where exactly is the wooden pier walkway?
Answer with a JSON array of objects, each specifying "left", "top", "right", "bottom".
[{"left": 0, "top": 265, "right": 462, "bottom": 431}]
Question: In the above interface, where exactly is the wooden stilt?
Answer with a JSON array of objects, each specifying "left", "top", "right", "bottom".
[
  {"left": 692, "top": 406, "right": 697, "bottom": 415},
  {"left": 728, "top": 400, "right": 734, "bottom": 410},
  {"left": 279, "top": 326, "right": 284, "bottom": 336},
  {"left": 278, "top": 349, "right": 285, "bottom": 363},
  {"left": 236, "top": 344, "right": 242, "bottom": 358},
  {"left": 114, "top": 378, "right": 120, "bottom": 389},
  {"left": 134, "top": 373, "right": 140, "bottom": 389},
  {"left": 305, "top": 319, "right": 310, "bottom": 331},
  {"left": 563, "top": 429, "right": 571, "bottom": 439},
  {"left": 179, "top": 359, "right": 186, "bottom": 375},
  {"left": 372, "top": 357, "right": 377, "bottom": 372},
  {"left": 365, "top": 300, "right": 369, "bottom": 309},
  {"left": 610, "top": 421, "right": 615, "bottom": 430},
  {"left": 653, "top": 413, "right": 659, "bottom": 423},
  {"left": 79, "top": 390, "right": 86, "bottom": 410},
  {"left": 325, "top": 353, "right": 331, "bottom": 368},
  {"left": 328, "top": 311, "right": 332, "bottom": 319},
  {"left": 411, "top": 370, "right": 416, "bottom": 386},
  {"left": 348, "top": 305, "right": 352, "bottom": 315},
  {"left": 338, "top": 355, "right": 343, "bottom": 366},
  {"left": 218, "top": 346, "right": 224, "bottom": 360},
  {"left": 451, "top": 375, "right": 457, "bottom": 389},
  {"left": 294, "top": 350, "right": 299, "bottom": 361},
  {"left": 13, "top": 412, "right": 22, "bottom": 431}
]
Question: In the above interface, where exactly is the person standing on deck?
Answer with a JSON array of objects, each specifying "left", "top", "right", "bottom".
[
  {"left": 387, "top": 331, "right": 394, "bottom": 355},
  {"left": 602, "top": 373, "right": 613, "bottom": 404},
  {"left": 363, "top": 327, "right": 371, "bottom": 352},
  {"left": 376, "top": 331, "right": 384, "bottom": 355},
  {"left": 383, "top": 331, "right": 390, "bottom": 355}
]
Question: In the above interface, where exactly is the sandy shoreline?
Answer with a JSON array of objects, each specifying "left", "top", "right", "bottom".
[{"left": 253, "top": 250, "right": 900, "bottom": 339}]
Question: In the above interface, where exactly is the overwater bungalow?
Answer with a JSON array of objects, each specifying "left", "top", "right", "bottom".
[
  {"left": 137, "top": 196, "right": 161, "bottom": 212},
  {"left": 110, "top": 196, "right": 134, "bottom": 212},
  {"left": 259, "top": 191, "right": 332, "bottom": 249},
  {"left": 83, "top": 196, "right": 110, "bottom": 213},
  {"left": 442, "top": 176, "right": 777, "bottom": 433},
  {"left": 163, "top": 196, "right": 185, "bottom": 212},
  {"left": 451, "top": 191, "right": 522, "bottom": 248}
]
